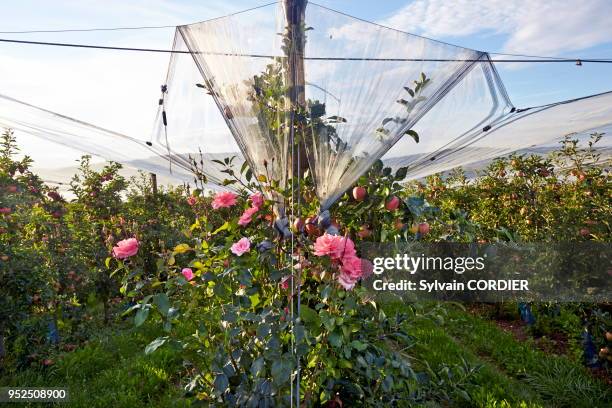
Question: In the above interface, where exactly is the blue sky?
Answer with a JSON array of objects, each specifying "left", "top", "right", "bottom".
[{"left": 1, "top": 0, "right": 611, "bottom": 170}]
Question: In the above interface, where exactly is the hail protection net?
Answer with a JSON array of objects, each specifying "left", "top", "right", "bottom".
[
  {"left": 174, "top": 1, "right": 612, "bottom": 210},
  {"left": 172, "top": 2, "right": 500, "bottom": 208},
  {"left": 0, "top": 92, "right": 232, "bottom": 192},
  {"left": 151, "top": 30, "right": 245, "bottom": 189},
  {"left": 0, "top": 1, "right": 610, "bottom": 202}
]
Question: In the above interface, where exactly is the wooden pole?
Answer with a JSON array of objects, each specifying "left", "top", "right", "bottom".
[
  {"left": 150, "top": 173, "right": 158, "bottom": 195},
  {"left": 284, "top": 0, "right": 309, "bottom": 179}
]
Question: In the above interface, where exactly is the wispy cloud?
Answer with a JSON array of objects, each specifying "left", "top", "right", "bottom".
[{"left": 383, "top": 0, "right": 612, "bottom": 56}]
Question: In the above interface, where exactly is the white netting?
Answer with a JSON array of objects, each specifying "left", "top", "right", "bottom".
[{"left": 0, "top": 1, "right": 610, "bottom": 205}]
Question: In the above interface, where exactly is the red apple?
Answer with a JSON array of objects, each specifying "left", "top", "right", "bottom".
[
  {"left": 385, "top": 196, "right": 400, "bottom": 211},
  {"left": 579, "top": 228, "right": 590, "bottom": 237},
  {"left": 352, "top": 186, "right": 367, "bottom": 201},
  {"left": 418, "top": 222, "right": 430, "bottom": 235}
]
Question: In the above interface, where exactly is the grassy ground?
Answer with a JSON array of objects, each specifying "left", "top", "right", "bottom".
[
  {"left": 0, "top": 322, "right": 190, "bottom": 407},
  {"left": 2, "top": 304, "right": 609, "bottom": 407},
  {"left": 382, "top": 302, "right": 611, "bottom": 408}
]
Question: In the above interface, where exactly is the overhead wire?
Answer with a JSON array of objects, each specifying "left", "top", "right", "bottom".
[{"left": 1, "top": 38, "right": 611, "bottom": 63}]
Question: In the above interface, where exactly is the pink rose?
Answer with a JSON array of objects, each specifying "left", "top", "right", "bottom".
[
  {"left": 340, "top": 256, "right": 364, "bottom": 281},
  {"left": 313, "top": 233, "right": 356, "bottom": 260},
  {"left": 337, "top": 272, "right": 356, "bottom": 290},
  {"left": 112, "top": 237, "right": 139, "bottom": 259},
  {"left": 181, "top": 268, "right": 194, "bottom": 281},
  {"left": 211, "top": 191, "right": 237, "bottom": 209},
  {"left": 231, "top": 237, "right": 251, "bottom": 256},
  {"left": 238, "top": 206, "right": 259, "bottom": 226},
  {"left": 250, "top": 193, "right": 264, "bottom": 209},
  {"left": 187, "top": 196, "right": 197, "bottom": 206},
  {"left": 0, "top": 207, "right": 11, "bottom": 214}
]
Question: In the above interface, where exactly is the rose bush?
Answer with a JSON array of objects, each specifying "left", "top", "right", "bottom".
[{"left": 118, "top": 160, "right": 434, "bottom": 406}]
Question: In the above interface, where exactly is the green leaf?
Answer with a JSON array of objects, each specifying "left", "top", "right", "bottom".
[
  {"left": 153, "top": 293, "right": 170, "bottom": 316},
  {"left": 271, "top": 359, "right": 292, "bottom": 383},
  {"left": 395, "top": 166, "right": 408, "bottom": 180},
  {"left": 134, "top": 306, "right": 149, "bottom": 327},
  {"left": 328, "top": 332, "right": 342, "bottom": 348},
  {"left": 404, "top": 129, "right": 419, "bottom": 143},
  {"left": 300, "top": 305, "right": 320, "bottom": 326},
  {"left": 104, "top": 257, "right": 112, "bottom": 269},
  {"left": 327, "top": 115, "right": 347, "bottom": 123},
  {"left": 212, "top": 221, "right": 230, "bottom": 235},
  {"left": 257, "top": 323, "right": 271, "bottom": 340},
  {"left": 320, "top": 285, "right": 332, "bottom": 301},
  {"left": 240, "top": 160, "right": 249, "bottom": 174},
  {"left": 250, "top": 356, "right": 265, "bottom": 377},
  {"left": 145, "top": 337, "right": 168, "bottom": 355},
  {"left": 338, "top": 359, "right": 353, "bottom": 369},
  {"left": 350, "top": 340, "right": 368, "bottom": 351},
  {"left": 404, "top": 87, "right": 415, "bottom": 97}
]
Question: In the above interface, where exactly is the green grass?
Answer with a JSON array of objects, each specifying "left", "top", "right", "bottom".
[
  {"left": 3, "top": 304, "right": 609, "bottom": 408},
  {"left": 383, "top": 302, "right": 611, "bottom": 408},
  {"left": 0, "top": 322, "right": 189, "bottom": 408},
  {"left": 442, "top": 306, "right": 611, "bottom": 408}
]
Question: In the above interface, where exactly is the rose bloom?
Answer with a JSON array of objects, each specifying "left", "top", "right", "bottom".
[
  {"left": 337, "top": 272, "right": 356, "bottom": 290},
  {"left": 313, "top": 233, "right": 356, "bottom": 260},
  {"left": 238, "top": 207, "right": 259, "bottom": 226},
  {"left": 231, "top": 237, "right": 251, "bottom": 256},
  {"left": 112, "top": 238, "right": 139, "bottom": 259},
  {"left": 0, "top": 207, "right": 11, "bottom": 214},
  {"left": 340, "top": 256, "right": 364, "bottom": 281},
  {"left": 250, "top": 193, "right": 264, "bottom": 209},
  {"left": 181, "top": 268, "right": 195, "bottom": 281},
  {"left": 187, "top": 196, "right": 197, "bottom": 206},
  {"left": 211, "top": 191, "right": 238, "bottom": 209}
]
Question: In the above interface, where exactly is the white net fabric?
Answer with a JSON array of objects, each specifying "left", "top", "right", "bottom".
[
  {"left": 0, "top": 1, "right": 610, "bottom": 204},
  {"left": 384, "top": 91, "right": 612, "bottom": 177},
  {"left": 173, "top": 2, "right": 505, "bottom": 208},
  {"left": 0, "top": 92, "right": 225, "bottom": 191}
]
